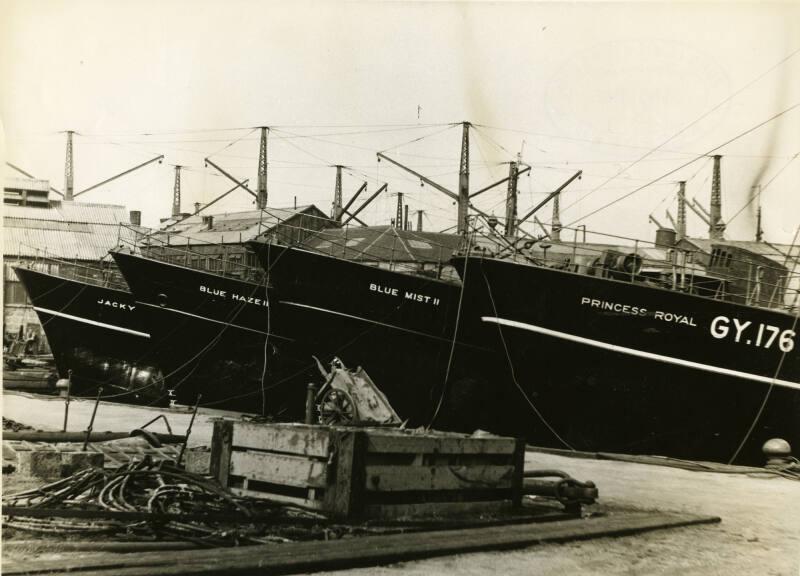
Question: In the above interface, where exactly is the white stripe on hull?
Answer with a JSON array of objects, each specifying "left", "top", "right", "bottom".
[
  {"left": 482, "top": 316, "right": 800, "bottom": 392},
  {"left": 139, "top": 302, "right": 289, "bottom": 340},
  {"left": 33, "top": 307, "right": 150, "bottom": 339},
  {"left": 282, "top": 301, "right": 480, "bottom": 347}
]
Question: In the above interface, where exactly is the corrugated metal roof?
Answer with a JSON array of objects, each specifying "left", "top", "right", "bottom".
[
  {"left": 3, "top": 201, "right": 131, "bottom": 260},
  {"left": 149, "top": 205, "right": 328, "bottom": 245},
  {"left": 301, "top": 226, "right": 464, "bottom": 263},
  {"left": 4, "top": 177, "right": 50, "bottom": 192},
  {"left": 5, "top": 200, "right": 129, "bottom": 225}
]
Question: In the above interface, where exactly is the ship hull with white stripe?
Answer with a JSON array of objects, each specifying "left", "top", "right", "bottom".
[
  {"left": 248, "top": 242, "right": 503, "bottom": 430},
  {"left": 452, "top": 255, "right": 800, "bottom": 464},
  {"left": 110, "top": 251, "right": 308, "bottom": 414},
  {"left": 12, "top": 267, "right": 165, "bottom": 402}
]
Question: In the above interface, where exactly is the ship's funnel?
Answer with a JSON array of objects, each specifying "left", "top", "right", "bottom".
[{"left": 655, "top": 228, "right": 677, "bottom": 248}]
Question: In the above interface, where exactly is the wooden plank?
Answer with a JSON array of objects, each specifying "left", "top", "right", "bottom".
[
  {"left": 229, "top": 451, "right": 327, "bottom": 489},
  {"left": 323, "top": 429, "right": 366, "bottom": 519},
  {"left": 228, "top": 487, "right": 324, "bottom": 511},
  {"left": 364, "top": 500, "right": 512, "bottom": 520},
  {"left": 208, "top": 420, "right": 233, "bottom": 488},
  {"left": 364, "top": 464, "right": 514, "bottom": 492},
  {"left": 1, "top": 512, "right": 721, "bottom": 576},
  {"left": 231, "top": 422, "right": 330, "bottom": 457},
  {"left": 366, "top": 434, "right": 515, "bottom": 455}
]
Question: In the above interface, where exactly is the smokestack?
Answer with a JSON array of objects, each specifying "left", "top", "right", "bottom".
[
  {"left": 677, "top": 181, "right": 687, "bottom": 240},
  {"left": 417, "top": 210, "right": 423, "bottom": 232},
  {"left": 129, "top": 210, "right": 141, "bottom": 226},
  {"left": 709, "top": 155, "right": 725, "bottom": 240},
  {"left": 755, "top": 196, "right": 764, "bottom": 242},
  {"left": 404, "top": 204, "right": 409, "bottom": 231}
]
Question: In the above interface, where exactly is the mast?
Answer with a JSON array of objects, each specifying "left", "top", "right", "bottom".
[
  {"left": 257, "top": 127, "right": 268, "bottom": 209},
  {"left": 677, "top": 181, "right": 687, "bottom": 240},
  {"left": 457, "top": 122, "right": 470, "bottom": 234},
  {"left": 332, "top": 165, "right": 343, "bottom": 223},
  {"left": 504, "top": 160, "right": 519, "bottom": 237},
  {"left": 395, "top": 192, "right": 404, "bottom": 229},
  {"left": 172, "top": 165, "right": 182, "bottom": 217},
  {"left": 709, "top": 155, "right": 726, "bottom": 240},
  {"left": 64, "top": 130, "right": 74, "bottom": 201},
  {"left": 551, "top": 191, "right": 562, "bottom": 242}
]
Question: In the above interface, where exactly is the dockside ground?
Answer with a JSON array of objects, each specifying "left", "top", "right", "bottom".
[{"left": 3, "top": 391, "right": 799, "bottom": 575}]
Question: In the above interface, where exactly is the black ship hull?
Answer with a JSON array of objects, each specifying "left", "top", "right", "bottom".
[
  {"left": 110, "top": 252, "right": 308, "bottom": 414},
  {"left": 12, "top": 267, "right": 165, "bottom": 402},
  {"left": 250, "top": 242, "right": 502, "bottom": 429},
  {"left": 452, "top": 255, "right": 800, "bottom": 464}
]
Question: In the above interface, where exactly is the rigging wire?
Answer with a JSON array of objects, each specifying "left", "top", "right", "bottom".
[
  {"left": 728, "top": 310, "right": 800, "bottom": 464},
  {"left": 206, "top": 127, "right": 259, "bottom": 160},
  {"left": 427, "top": 229, "right": 472, "bottom": 429},
  {"left": 559, "top": 45, "right": 800, "bottom": 214},
  {"left": 478, "top": 263, "right": 575, "bottom": 450},
  {"left": 377, "top": 123, "right": 460, "bottom": 154},
  {"left": 561, "top": 102, "right": 800, "bottom": 229}
]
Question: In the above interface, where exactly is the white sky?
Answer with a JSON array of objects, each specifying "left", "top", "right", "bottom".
[{"left": 2, "top": 1, "right": 799, "bottom": 245}]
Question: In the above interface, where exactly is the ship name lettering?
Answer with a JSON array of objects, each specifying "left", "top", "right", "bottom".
[
  {"left": 710, "top": 315, "right": 795, "bottom": 352},
  {"left": 370, "top": 283, "right": 398, "bottom": 297},
  {"left": 580, "top": 297, "right": 647, "bottom": 316},
  {"left": 199, "top": 285, "right": 226, "bottom": 297},
  {"left": 97, "top": 299, "right": 135, "bottom": 311},
  {"left": 653, "top": 311, "right": 697, "bottom": 326},
  {"left": 231, "top": 293, "right": 266, "bottom": 307},
  {"left": 404, "top": 291, "right": 439, "bottom": 306}
]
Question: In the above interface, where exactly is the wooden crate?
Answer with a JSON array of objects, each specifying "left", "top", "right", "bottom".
[{"left": 210, "top": 421, "right": 525, "bottom": 520}]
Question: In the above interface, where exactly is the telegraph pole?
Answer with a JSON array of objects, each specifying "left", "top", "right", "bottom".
[
  {"left": 64, "top": 131, "right": 75, "bottom": 201},
  {"left": 257, "top": 127, "right": 269, "bottom": 209}
]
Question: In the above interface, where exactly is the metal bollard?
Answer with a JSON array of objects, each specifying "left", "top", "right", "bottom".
[
  {"left": 177, "top": 394, "right": 201, "bottom": 467},
  {"left": 82, "top": 387, "right": 104, "bottom": 450},
  {"left": 305, "top": 382, "right": 317, "bottom": 424},
  {"left": 57, "top": 369, "right": 73, "bottom": 432}
]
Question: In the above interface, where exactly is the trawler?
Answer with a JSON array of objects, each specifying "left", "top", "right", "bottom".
[{"left": 13, "top": 261, "right": 165, "bottom": 402}]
